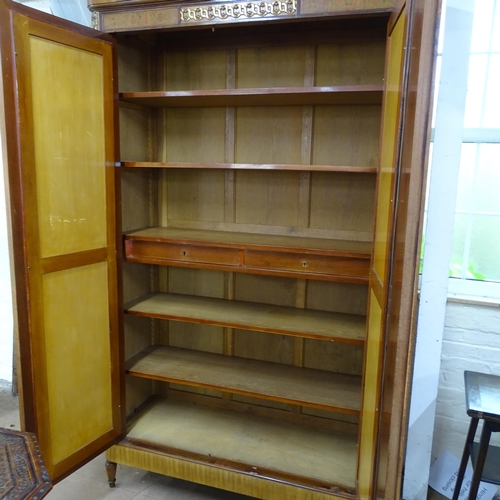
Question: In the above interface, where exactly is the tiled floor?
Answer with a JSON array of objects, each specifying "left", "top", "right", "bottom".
[
  {"left": 2, "top": 383, "right": 496, "bottom": 500},
  {"left": 0, "top": 383, "right": 253, "bottom": 500}
]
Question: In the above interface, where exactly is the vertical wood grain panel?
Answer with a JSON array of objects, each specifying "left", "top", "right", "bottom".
[
  {"left": 234, "top": 170, "right": 301, "bottom": 227},
  {"left": 312, "top": 105, "right": 381, "bottom": 167},
  {"left": 303, "top": 340, "right": 363, "bottom": 375},
  {"left": 225, "top": 50, "right": 236, "bottom": 224},
  {"left": 166, "top": 50, "right": 226, "bottom": 90},
  {"left": 316, "top": 40, "right": 386, "bottom": 86},
  {"left": 306, "top": 281, "right": 368, "bottom": 316},
  {"left": 116, "top": 37, "right": 152, "bottom": 92},
  {"left": 360, "top": 9, "right": 407, "bottom": 499},
  {"left": 309, "top": 172, "right": 375, "bottom": 234},
  {"left": 166, "top": 108, "right": 226, "bottom": 163},
  {"left": 167, "top": 169, "right": 225, "bottom": 222},
  {"left": 237, "top": 46, "right": 309, "bottom": 88},
  {"left": 120, "top": 106, "right": 153, "bottom": 162},
  {"left": 373, "top": 13, "right": 406, "bottom": 285},
  {"left": 235, "top": 106, "right": 303, "bottom": 165},
  {"left": 358, "top": 290, "right": 384, "bottom": 499}
]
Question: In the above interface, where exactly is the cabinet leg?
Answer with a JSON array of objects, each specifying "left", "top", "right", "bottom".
[{"left": 105, "top": 460, "right": 117, "bottom": 488}]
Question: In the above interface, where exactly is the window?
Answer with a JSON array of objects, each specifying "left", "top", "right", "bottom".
[{"left": 430, "top": 0, "right": 500, "bottom": 300}]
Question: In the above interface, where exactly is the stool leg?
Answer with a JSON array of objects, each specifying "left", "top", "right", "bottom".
[
  {"left": 452, "top": 418, "right": 478, "bottom": 500},
  {"left": 468, "top": 421, "right": 492, "bottom": 500}
]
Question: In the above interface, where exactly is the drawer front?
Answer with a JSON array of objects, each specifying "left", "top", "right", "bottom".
[
  {"left": 245, "top": 250, "right": 370, "bottom": 278},
  {"left": 125, "top": 240, "right": 241, "bottom": 267}
]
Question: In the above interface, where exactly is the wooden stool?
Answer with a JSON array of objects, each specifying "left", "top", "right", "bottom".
[
  {"left": 452, "top": 371, "right": 500, "bottom": 500},
  {"left": 0, "top": 428, "right": 52, "bottom": 500}
]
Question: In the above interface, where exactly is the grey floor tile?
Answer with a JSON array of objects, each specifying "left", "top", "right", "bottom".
[
  {"left": 0, "top": 386, "right": 20, "bottom": 430},
  {"left": 0, "top": 388, "right": 255, "bottom": 499},
  {"left": 44, "top": 472, "right": 138, "bottom": 500}
]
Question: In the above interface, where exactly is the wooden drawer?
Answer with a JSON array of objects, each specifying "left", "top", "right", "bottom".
[
  {"left": 245, "top": 250, "right": 370, "bottom": 278},
  {"left": 125, "top": 240, "right": 241, "bottom": 267},
  {"left": 124, "top": 230, "right": 371, "bottom": 282}
]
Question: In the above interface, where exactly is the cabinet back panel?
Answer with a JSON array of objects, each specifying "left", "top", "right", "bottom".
[
  {"left": 123, "top": 261, "right": 155, "bottom": 303},
  {"left": 307, "top": 281, "right": 368, "bottom": 316},
  {"left": 236, "top": 46, "right": 311, "bottom": 88},
  {"left": 316, "top": 41, "right": 386, "bottom": 86},
  {"left": 166, "top": 169, "right": 225, "bottom": 222},
  {"left": 312, "top": 105, "right": 381, "bottom": 167},
  {"left": 120, "top": 106, "right": 153, "bottom": 162},
  {"left": 117, "top": 37, "right": 153, "bottom": 92},
  {"left": 233, "top": 273, "right": 296, "bottom": 306},
  {"left": 233, "top": 329, "right": 294, "bottom": 365},
  {"left": 168, "top": 384, "right": 224, "bottom": 399},
  {"left": 235, "top": 107, "right": 303, "bottom": 164},
  {"left": 125, "top": 376, "right": 156, "bottom": 416},
  {"left": 165, "top": 388, "right": 359, "bottom": 433},
  {"left": 302, "top": 406, "right": 359, "bottom": 424},
  {"left": 125, "top": 315, "right": 154, "bottom": 359},
  {"left": 165, "top": 50, "right": 227, "bottom": 91},
  {"left": 234, "top": 170, "right": 301, "bottom": 227},
  {"left": 167, "top": 322, "right": 224, "bottom": 354},
  {"left": 231, "top": 394, "right": 292, "bottom": 411},
  {"left": 122, "top": 170, "right": 157, "bottom": 231},
  {"left": 309, "top": 172, "right": 375, "bottom": 233},
  {"left": 167, "top": 267, "right": 226, "bottom": 298},
  {"left": 165, "top": 108, "right": 226, "bottom": 163},
  {"left": 304, "top": 339, "right": 363, "bottom": 375}
]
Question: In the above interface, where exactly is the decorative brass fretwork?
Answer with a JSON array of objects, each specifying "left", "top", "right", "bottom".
[
  {"left": 179, "top": 0, "right": 297, "bottom": 23},
  {"left": 91, "top": 11, "right": 99, "bottom": 30}
]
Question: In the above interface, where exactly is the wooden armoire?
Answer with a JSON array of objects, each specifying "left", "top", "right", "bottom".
[{"left": 0, "top": 0, "right": 438, "bottom": 497}]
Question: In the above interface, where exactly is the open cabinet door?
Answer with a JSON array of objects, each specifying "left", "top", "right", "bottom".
[
  {"left": 0, "top": 0, "right": 123, "bottom": 483},
  {"left": 357, "top": 2, "right": 409, "bottom": 499},
  {"left": 357, "top": 0, "right": 438, "bottom": 498}
]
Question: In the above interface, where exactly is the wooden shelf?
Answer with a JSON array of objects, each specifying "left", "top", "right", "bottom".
[
  {"left": 124, "top": 398, "right": 358, "bottom": 492},
  {"left": 126, "top": 346, "right": 361, "bottom": 413},
  {"left": 125, "top": 292, "right": 365, "bottom": 344},
  {"left": 119, "top": 85, "right": 383, "bottom": 108},
  {"left": 124, "top": 227, "right": 371, "bottom": 282},
  {"left": 120, "top": 161, "right": 377, "bottom": 173}
]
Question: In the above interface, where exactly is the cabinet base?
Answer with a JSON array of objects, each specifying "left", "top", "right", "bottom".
[{"left": 106, "top": 441, "right": 352, "bottom": 500}]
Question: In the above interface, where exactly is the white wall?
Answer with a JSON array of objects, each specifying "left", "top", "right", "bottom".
[
  {"left": 432, "top": 301, "right": 500, "bottom": 460},
  {"left": 0, "top": 131, "right": 13, "bottom": 383}
]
